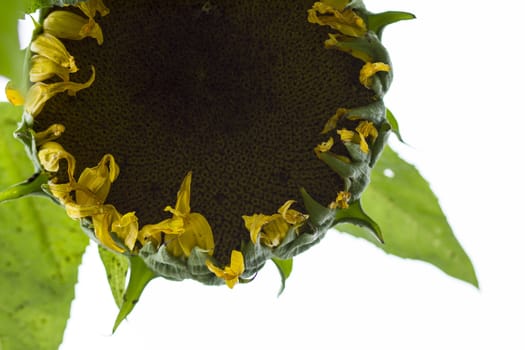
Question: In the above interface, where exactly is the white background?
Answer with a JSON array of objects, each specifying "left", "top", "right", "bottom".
[{"left": 2, "top": 0, "right": 525, "bottom": 349}]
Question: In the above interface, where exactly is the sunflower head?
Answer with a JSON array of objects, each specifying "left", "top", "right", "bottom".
[{"left": 2, "top": 0, "right": 413, "bottom": 291}]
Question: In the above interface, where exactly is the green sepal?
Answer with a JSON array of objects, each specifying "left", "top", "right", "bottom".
[
  {"left": 386, "top": 108, "right": 405, "bottom": 144},
  {"left": 241, "top": 239, "right": 272, "bottom": 277},
  {"left": 319, "top": 152, "right": 355, "bottom": 179},
  {"left": 271, "top": 258, "right": 293, "bottom": 297},
  {"left": 0, "top": 172, "right": 49, "bottom": 203},
  {"left": 113, "top": 255, "right": 156, "bottom": 333},
  {"left": 300, "top": 188, "right": 334, "bottom": 227},
  {"left": 98, "top": 246, "right": 129, "bottom": 308},
  {"left": 347, "top": 100, "right": 386, "bottom": 124},
  {"left": 334, "top": 199, "right": 383, "bottom": 243},
  {"left": 366, "top": 11, "right": 416, "bottom": 39}
]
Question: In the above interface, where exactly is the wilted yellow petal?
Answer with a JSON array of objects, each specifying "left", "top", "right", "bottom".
[
  {"left": 243, "top": 213, "right": 272, "bottom": 244},
  {"left": 259, "top": 216, "right": 289, "bottom": 248},
  {"left": 30, "top": 33, "right": 78, "bottom": 72},
  {"left": 359, "top": 62, "right": 391, "bottom": 89},
  {"left": 356, "top": 121, "right": 378, "bottom": 141},
  {"left": 314, "top": 137, "right": 334, "bottom": 158},
  {"left": 322, "top": 108, "right": 348, "bottom": 134},
  {"left": 329, "top": 191, "right": 351, "bottom": 209},
  {"left": 30, "top": 55, "right": 72, "bottom": 83},
  {"left": 25, "top": 65, "right": 96, "bottom": 116},
  {"left": 38, "top": 141, "right": 76, "bottom": 180},
  {"left": 112, "top": 212, "right": 139, "bottom": 251},
  {"left": 43, "top": 10, "right": 104, "bottom": 45},
  {"left": 76, "top": 153, "right": 119, "bottom": 205},
  {"left": 5, "top": 81, "right": 24, "bottom": 106},
  {"left": 77, "top": 0, "right": 110, "bottom": 18},
  {"left": 34, "top": 123, "right": 65, "bottom": 145},
  {"left": 92, "top": 205, "right": 125, "bottom": 253},
  {"left": 165, "top": 172, "right": 193, "bottom": 217},
  {"left": 278, "top": 200, "right": 308, "bottom": 225},
  {"left": 206, "top": 250, "right": 245, "bottom": 288},
  {"left": 308, "top": 2, "right": 367, "bottom": 37}
]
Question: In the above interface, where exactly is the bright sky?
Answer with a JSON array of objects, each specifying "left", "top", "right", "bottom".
[{"left": 3, "top": 0, "right": 525, "bottom": 349}]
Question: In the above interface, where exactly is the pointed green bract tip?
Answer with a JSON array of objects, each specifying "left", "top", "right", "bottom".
[
  {"left": 0, "top": 172, "right": 49, "bottom": 204},
  {"left": 334, "top": 200, "right": 384, "bottom": 243},
  {"left": 113, "top": 255, "right": 156, "bottom": 333},
  {"left": 272, "top": 258, "right": 293, "bottom": 297},
  {"left": 367, "top": 11, "right": 416, "bottom": 39}
]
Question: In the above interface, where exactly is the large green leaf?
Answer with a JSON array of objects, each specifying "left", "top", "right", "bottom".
[
  {"left": 0, "top": 103, "right": 89, "bottom": 350},
  {"left": 0, "top": 2, "right": 26, "bottom": 89},
  {"left": 337, "top": 146, "right": 478, "bottom": 287}
]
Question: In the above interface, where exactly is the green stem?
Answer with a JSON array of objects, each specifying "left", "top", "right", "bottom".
[{"left": 0, "top": 172, "right": 49, "bottom": 203}]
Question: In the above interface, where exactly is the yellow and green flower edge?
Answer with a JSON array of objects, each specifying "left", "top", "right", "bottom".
[{"left": 1, "top": 0, "right": 413, "bottom": 325}]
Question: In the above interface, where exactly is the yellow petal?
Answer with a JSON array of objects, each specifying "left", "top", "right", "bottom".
[
  {"left": 329, "top": 191, "right": 351, "bottom": 209},
  {"left": 139, "top": 218, "right": 184, "bottom": 246},
  {"left": 259, "top": 216, "right": 289, "bottom": 248},
  {"left": 5, "top": 81, "right": 25, "bottom": 106},
  {"left": 38, "top": 141, "right": 76, "bottom": 180},
  {"left": 308, "top": 2, "right": 367, "bottom": 37},
  {"left": 206, "top": 250, "right": 245, "bottom": 289},
  {"left": 229, "top": 250, "right": 245, "bottom": 276},
  {"left": 165, "top": 171, "right": 192, "bottom": 217},
  {"left": 112, "top": 212, "right": 139, "bottom": 251},
  {"left": 359, "top": 62, "right": 391, "bottom": 89},
  {"left": 314, "top": 137, "right": 334, "bottom": 158},
  {"left": 336, "top": 128, "right": 355, "bottom": 143},
  {"left": 243, "top": 213, "right": 272, "bottom": 244},
  {"left": 278, "top": 200, "right": 308, "bottom": 225},
  {"left": 92, "top": 205, "right": 125, "bottom": 253},
  {"left": 76, "top": 153, "right": 119, "bottom": 205},
  {"left": 43, "top": 10, "right": 104, "bottom": 45},
  {"left": 356, "top": 121, "right": 378, "bottom": 141},
  {"left": 35, "top": 124, "right": 65, "bottom": 146},
  {"left": 322, "top": 108, "right": 348, "bottom": 134},
  {"left": 166, "top": 213, "right": 214, "bottom": 257},
  {"left": 77, "top": 0, "right": 110, "bottom": 18},
  {"left": 30, "top": 33, "right": 78, "bottom": 72},
  {"left": 25, "top": 65, "right": 96, "bottom": 116}
]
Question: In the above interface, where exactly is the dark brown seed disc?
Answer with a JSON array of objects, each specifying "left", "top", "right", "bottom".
[{"left": 34, "top": 0, "right": 375, "bottom": 262}]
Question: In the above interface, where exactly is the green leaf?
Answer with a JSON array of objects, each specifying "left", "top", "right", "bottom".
[
  {"left": 98, "top": 245, "right": 129, "bottom": 308},
  {"left": 0, "top": 103, "right": 89, "bottom": 350},
  {"left": 336, "top": 146, "right": 478, "bottom": 287},
  {"left": 271, "top": 258, "right": 293, "bottom": 297},
  {"left": 0, "top": 2, "right": 26, "bottom": 89},
  {"left": 113, "top": 255, "right": 156, "bottom": 333},
  {"left": 386, "top": 108, "right": 405, "bottom": 144},
  {"left": 334, "top": 200, "right": 383, "bottom": 243}
]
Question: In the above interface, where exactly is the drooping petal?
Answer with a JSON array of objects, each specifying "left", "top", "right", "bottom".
[
  {"left": 165, "top": 171, "right": 193, "bottom": 217},
  {"left": 259, "top": 216, "right": 289, "bottom": 248},
  {"left": 243, "top": 213, "right": 272, "bottom": 244},
  {"left": 76, "top": 153, "right": 119, "bottom": 205},
  {"left": 307, "top": 2, "right": 367, "bottom": 37},
  {"left": 5, "top": 81, "right": 25, "bottom": 106},
  {"left": 314, "top": 137, "right": 334, "bottom": 158},
  {"left": 206, "top": 250, "right": 245, "bottom": 288},
  {"left": 77, "top": 0, "right": 110, "bottom": 18},
  {"left": 30, "top": 33, "right": 78, "bottom": 72},
  {"left": 25, "top": 66, "right": 96, "bottom": 117},
  {"left": 359, "top": 62, "right": 390, "bottom": 89},
  {"left": 43, "top": 10, "right": 104, "bottom": 45},
  {"left": 112, "top": 212, "right": 139, "bottom": 251},
  {"left": 322, "top": 108, "right": 348, "bottom": 134},
  {"left": 329, "top": 191, "right": 351, "bottom": 209},
  {"left": 38, "top": 142, "right": 76, "bottom": 181},
  {"left": 278, "top": 200, "right": 308, "bottom": 225}
]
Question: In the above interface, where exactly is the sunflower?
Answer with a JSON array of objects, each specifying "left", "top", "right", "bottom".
[{"left": 2, "top": 0, "right": 412, "bottom": 292}]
